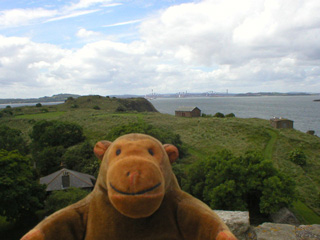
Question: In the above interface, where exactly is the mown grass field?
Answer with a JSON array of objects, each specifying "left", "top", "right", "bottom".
[{"left": 1, "top": 95, "right": 320, "bottom": 224}]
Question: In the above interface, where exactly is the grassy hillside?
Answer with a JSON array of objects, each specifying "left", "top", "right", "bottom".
[{"left": 1, "top": 95, "right": 320, "bottom": 223}]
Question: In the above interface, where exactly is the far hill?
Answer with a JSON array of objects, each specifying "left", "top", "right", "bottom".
[
  {"left": 59, "top": 95, "right": 158, "bottom": 112},
  {"left": 0, "top": 94, "right": 81, "bottom": 104}
]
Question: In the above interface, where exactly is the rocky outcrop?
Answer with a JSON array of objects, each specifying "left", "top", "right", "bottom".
[
  {"left": 270, "top": 207, "right": 300, "bottom": 225},
  {"left": 216, "top": 210, "right": 250, "bottom": 240},
  {"left": 216, "top": 210, "right": 320, "bottom": 240},
  {"left": 247, "top": 223, "right": 320, "bottom": 240}
]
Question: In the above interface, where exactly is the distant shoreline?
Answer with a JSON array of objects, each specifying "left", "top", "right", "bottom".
[
  {"left": 0, "top": 92, "right": 319, "bottom": 105},
  {"left": 0, "top": 102, "right": 64, "bottom": 109}
]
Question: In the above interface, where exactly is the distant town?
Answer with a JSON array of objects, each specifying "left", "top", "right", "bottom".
[{"left": 0, "top": 92, "right": 319, "bottom": 104}]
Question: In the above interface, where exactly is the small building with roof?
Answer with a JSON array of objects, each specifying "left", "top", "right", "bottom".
[
  {"left": 175, "top": 107, "right": 201, "bottom": 117},
  {"left": 40, "top": 168, "right": 96, "bottom": 192},
  {"left": 270, "top": 117, "right": 294, "bottom": 129}
]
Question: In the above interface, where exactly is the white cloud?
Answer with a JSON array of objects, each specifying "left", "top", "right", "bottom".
[
  {"left": 76, "top": 28, "right": 103, "bottom": 38},
  {"left": 1, "top": 0, "right": 320, "bottom": 98},
  {"left": 103, "top": 19, "right": 144, "bottom": 28},
  {"left": 0, "top": 0, "right": 117, "bottom": 28},
  {"left": 0, "top": 8, "right": 57, "bottom": 27},
  {"left": 45, "top": 9, "right": 101, "bottom": 23},
  {"left": 67, "top": 0, "right": 115, "bottom": 10}
]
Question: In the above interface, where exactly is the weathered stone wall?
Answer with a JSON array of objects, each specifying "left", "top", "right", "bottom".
[{"left": 215, "top": 210, "right": 320, "bottom": 240}]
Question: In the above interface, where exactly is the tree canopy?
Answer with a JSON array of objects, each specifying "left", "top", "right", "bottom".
[
  {"left": 30, "top": 120, "right": 85, "bottom": 149},
  {"left": 44, "top": 188, "right": 89, "bottom": 215},
  {"left": 30, "top": 120, "right": 86, "bottom": 176},
  {"left": 0, "top": 150, "right": 46, "bottom": 221},
  {"left": 0, "top": 125, "right": 28, "bottom": 154},
  {"left": 183, "top": 150, "right": 296, "bottom": 217}
]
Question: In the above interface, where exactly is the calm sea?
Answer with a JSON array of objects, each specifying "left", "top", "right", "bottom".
[{"left": 149, "top": 95, "right": 320, "bottom": 135}]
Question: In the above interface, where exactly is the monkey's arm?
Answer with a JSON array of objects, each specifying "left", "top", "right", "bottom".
[
  {"left": 21, "top": 199, "right": 88, "bottom": 240},
  {"left": 177, "top": 192, "right": 237, "bottom": 240}
]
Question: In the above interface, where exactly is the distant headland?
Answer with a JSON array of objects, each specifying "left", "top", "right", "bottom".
[{"left": 0, "top": 92, "right": 319, "bottom": 104}]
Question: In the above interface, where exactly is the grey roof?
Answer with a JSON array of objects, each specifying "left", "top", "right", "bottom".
[
  {"left": 40, "top": 168, "right": 96, "bottom": 191},
  {"left": 175, "top": 106, "right": 200, "bottom": 112}
]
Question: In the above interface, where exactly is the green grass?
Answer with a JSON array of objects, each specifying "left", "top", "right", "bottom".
[
  {"left": 15, "top": 111, "right": 65, "bottom": 119},
  {"left": 292, "top": 201, "right": 320, "bottom": 224},
  {"left": 264, "top": 129, "right": 278, "bottom": 160}
]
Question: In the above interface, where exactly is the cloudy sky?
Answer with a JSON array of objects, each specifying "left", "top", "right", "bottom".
[{"left": 0, "top": 0, "right": 320, "bottom": 98}]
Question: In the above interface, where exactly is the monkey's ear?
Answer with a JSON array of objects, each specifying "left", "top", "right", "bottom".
[
  {"left": 94, "top": 141, "right": 112, "bottom": 160},
  {"left": 163, "top": 144, "right": 179, "bottom": 164}
]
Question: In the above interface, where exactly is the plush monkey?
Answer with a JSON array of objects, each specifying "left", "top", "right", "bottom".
[{"left": 22, "top": 133, "right": 237, "bottom": 240}]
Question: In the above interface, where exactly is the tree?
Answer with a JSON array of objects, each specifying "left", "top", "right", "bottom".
[
  {"left": 0, "top": 125, "right": 28, "bottom": 154},
  {"left": 183, "top": 150, "right": 295, "bottom": 217},
  {"left": 62, "top": 141, "right": 100, "bottom": 177},
  {"left": 30, "top": 120, "right": 85, "bottom": 149},
  {"left": 44, "top": 188, "right": 89, "bottom": 215},
  {"left": 33, "top": 146, "right": 66, "bottom": 176},
  {"left": 0, "top": 150, "right": 46, "bottom": 221}
]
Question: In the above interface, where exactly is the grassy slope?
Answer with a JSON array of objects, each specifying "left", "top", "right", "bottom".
[{"left": 1, "top": 96, "right": 320, "bottom": 223}]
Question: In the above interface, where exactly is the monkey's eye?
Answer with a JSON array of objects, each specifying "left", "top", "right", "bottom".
[
  {"left": 116, "top": 149, "right": 121, "bottom": 156},
  {"left": 148, "top": 149, "right": 154, "bottom": 156}
]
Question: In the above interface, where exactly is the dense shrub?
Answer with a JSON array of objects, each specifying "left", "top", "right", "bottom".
[
  {"left": 44, "top": 188, "right": 89, "bottom": 215},
  {"left": 93, "top": 105, "right": 100, "bottom": 110},
  {"left": 36, "top": 103, "right": 42, "bottom": 107},
  {"left": 0, "top": 150, "right": 46, "bottom": 221},
  {"left": 214, "top": 112, "right": 225, "bottom": 118},
  {"left": 33, "top": 146, "right": 65, "bottom": 176},
  {"left": 225, "top": 113, "right": 235, "bottom": 118},
  {"left": 62, "top": 141, "right": 99, "bottom": 177},
  {"left": 30, "top": 120, "right": 85, "bottom": 149},
  {"left": 183, "top": 150, "right": 296, "bottom": 216},
  {"left": 30, "top": 120, "right": 86, "bottom": 176},
  {"left": 116, "top": 105, "right": 126, "bottom": 112},
  {"left": 0, "top": 125, "right": 28, "bottom": 154},
  {"left": 0, "top": 108, "right": 13, "bottom": 116},
  {"left": 289, "top": 149, "right": 307, "bottom": 166}
]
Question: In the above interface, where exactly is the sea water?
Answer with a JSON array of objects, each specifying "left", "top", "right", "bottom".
[{"left": 150, "top": 95, "right": 320, "bottom": 135}]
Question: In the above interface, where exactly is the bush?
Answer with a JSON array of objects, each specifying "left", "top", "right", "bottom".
[
  {"left": 0, "top": 150, "right": 46, "bottom": 221},
  {"left": 44, "top": 188, "right": 89, "bottom": 215},
  {"left": 289, "top": 149, "right": 307, "bottom": 166},
  {"left": 116, "top": 105, "right": 126, "bottom": 112},
  {"left": 183, "top": 150, "right": 296, "bottom": 216},
  {"left": 0, "top": 125, "right": 28, "bottom": 154},
  {"left": 93, "top": 105, "right": 100, "bottom": 110},
  {"left": 1, "top": 109, "right": 13, "bottom": 116},
  {"left": 30, "top": 120, "right": 85, "bottom": 149},
  {"left": 214, "top": 112, "right": 225, "bottom": 118},
  {"left": 33, "top": 146, "right": 65, "bottom": 176},
  {"left": 36, "top": 103, "right": 42, "bottom": 107},
  {"left": 225, "top": 113, "right": 235, "bottom": 118},
  {"left": 62, "top": 142, "right": 99, "bottom": 177}
]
